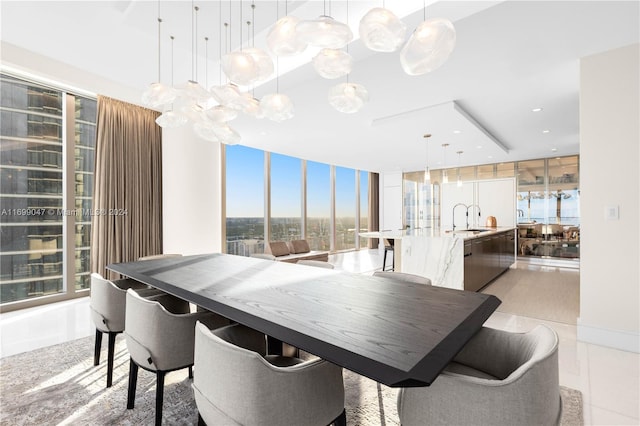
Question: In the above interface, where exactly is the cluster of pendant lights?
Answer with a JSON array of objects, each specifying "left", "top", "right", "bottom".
[{"left": 142, "top": 1, "right": 457, "bottom": 144}]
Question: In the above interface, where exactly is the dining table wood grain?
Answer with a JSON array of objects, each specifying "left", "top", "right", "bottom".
[{"left": 108, "top": 253, "right": 500, "bottom": 387}]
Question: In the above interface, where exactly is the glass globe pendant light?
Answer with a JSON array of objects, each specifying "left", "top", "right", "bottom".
[
  {"left": 178, "top": 6, "right": 208, "bottom": 99},
  {"left": 312, "top": 48, "right": 352, "bottom": 79},
  {"left": 142, "top": 81, "right": 176, "bottom": 108},
  {"left": 359, "top": 7, "right": 406, "bottom": 52},
  {"left": 328, "top": 82, "right": 368, "bottom": 114},
  {"left": 261, "top": 92, "right": 294, "bottom": 122},
  {"left": 156, "top": 104, "right": 188, "bottom": 128},
  {"left": 213, "top": 122, "right": 241, "bottom": 145},
  {"left": 141, "top": 10, "right": 176, "bottom": 108},
  {"left": 296, "top": 15, "right": 353, "bottom": 49},
  {"left": 193, "top": 120, "right": 221, "bottom": 142},
  {"left": 326, "top": 1, "right": 367, "bottom": 114},
  {"left": 400, "top": 17, "right": 456, "bottom": 75},
  {"left": 222, "top": 50, "right": 259, "bottom": 87},
  {"left": 155, "top": 36, "right": 187, "bottom": 128},
  {"left": 206, "top": 105, "right": 238, "bottom": 122},
  {"left": 243, "top": 47, "right": 274, "bottom": 82},
  {"left": 267, "top": 15, "right": 308, "bottom": 56}
]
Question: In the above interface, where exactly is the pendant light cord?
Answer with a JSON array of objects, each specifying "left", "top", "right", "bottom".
[
  {"left": 170, "top": 35, "right": 175, "bottom": 86},
  {"left": 191, "top": 1, "right": 195, "bottom": 81},
  {"left": 195, "top": 6, "right": 200, "bottom": 81},
  {"left": 204, "top": 36, "right": 209, "bottom": 88}
]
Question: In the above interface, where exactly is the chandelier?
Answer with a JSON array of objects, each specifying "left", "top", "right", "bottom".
[{"left": 142, "top": 1, "right": 458, "bottom": 140}]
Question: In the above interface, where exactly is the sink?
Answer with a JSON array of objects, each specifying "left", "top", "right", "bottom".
[{"left": 453, "top": 228, "right": 490, "bottom": 233}]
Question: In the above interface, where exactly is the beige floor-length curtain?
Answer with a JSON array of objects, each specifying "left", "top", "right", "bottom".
[
  {"left": 91, "top": 96, "right": 163, "bottom": 279},
  {"left": 368, "top": 172, "right": 379, "bottom": 249}
]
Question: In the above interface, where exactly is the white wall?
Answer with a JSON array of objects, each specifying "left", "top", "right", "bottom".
[
  {"left": 162, "top": 126, "right": 223, "bottom": 255},
  {"left": 579, "top": 44, "right": 640, "bottom": 352}
]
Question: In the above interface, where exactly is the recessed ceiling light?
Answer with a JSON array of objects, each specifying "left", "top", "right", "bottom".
[
  {"left": 551, "top": 148, "right": 558, "bottom": 152},
  {"left": 260, "top": 131, "right": 268, "bottom": 136},
  {"left": 476, "top": 145, "right": 482, "bottom": 149},
  {"left": 532, "top": 107, "right": 543, "bottom": 112},
  {"left": 488, "top": 155, "right": 493, "bottom": 159},
  {"left": 453, "top": 130, "right": 461, "bottom": 134},
  {"left": 542, "top": 130, "right": 550, "bottom": 134}
]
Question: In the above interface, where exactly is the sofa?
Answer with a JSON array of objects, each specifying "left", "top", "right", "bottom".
[{"left": 265, "top": 240, "right": 329, "bottom": 264}]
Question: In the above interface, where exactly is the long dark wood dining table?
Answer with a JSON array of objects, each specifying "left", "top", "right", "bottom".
[{"left": 107, "top": 253, "right": 501, "bottom": 388}]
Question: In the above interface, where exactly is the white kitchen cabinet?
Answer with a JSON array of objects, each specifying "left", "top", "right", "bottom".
[{"left": 441, "top": 178, "right": 515, "bottom": 230}]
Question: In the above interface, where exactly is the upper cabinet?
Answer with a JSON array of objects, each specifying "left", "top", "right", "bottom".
[{"left": 441, "top": 179, "right": 516, "bottom": 231}]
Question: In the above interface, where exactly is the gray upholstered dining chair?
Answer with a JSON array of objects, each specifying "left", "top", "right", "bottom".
[
  {"left": 193, "top": 322, "right": 347, "bottom": 426},
  {"left": 397, "top": 325, "right": 561, "bottom": 426},
  {"left": 124, "top": 289, "right": 230, "bottom": 426},
  {"left": 89, "top": 272, "right": 161, "bottom": 388},
  {"left": 297, "top": 259, "right": 335, "bottom": 269},
  {"left": 373, "top": 271, "right": 432, "bottom": 285}
]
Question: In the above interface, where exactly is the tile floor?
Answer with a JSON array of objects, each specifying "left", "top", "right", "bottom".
[{"left": 1, "top": 249, "right": 638, "bottom": 425}]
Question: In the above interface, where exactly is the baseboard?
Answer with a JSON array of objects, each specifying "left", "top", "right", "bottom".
[{"left": 577, "top": 319, "right": 640, "bottom": 353}]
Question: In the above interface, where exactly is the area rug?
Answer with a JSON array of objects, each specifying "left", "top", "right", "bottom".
[{"left": 0, "top": 335, "right": 583, "bottom": 425}]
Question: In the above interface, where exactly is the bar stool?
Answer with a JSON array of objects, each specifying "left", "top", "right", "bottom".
[{"left": 383, "top": 238, "right": 394, "bottom": 271}]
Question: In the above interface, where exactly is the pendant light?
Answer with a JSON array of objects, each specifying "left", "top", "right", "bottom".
[
  {"left": 296, "top": 0, "right": 353, "bottom": 49},
  {"left": 441, "top": 143, "right": 450, "bottom": 183},
  {"left": 267, "top": 0, "right": 307, "bottom": 57},
  {"left": 211, "top": 22, "right": 242, "bottom": 107},
  {"left": 328, "top": 0, "right": 368, "bottom": 114},
  {"left": 142, "top": 2, "right": 176, "bottom": 108},
  {"left": 312, "top": 48, "right": 352, "bottom": 79},
  {"left": 261, "top": 89, "right": 294, "bottom": 122},
  {"left": 242, "top": 6, "right": 274, "bottom": 82},
  {"left": 261, "top": 3, "right": 293, "bottom": 122},
  {"left": 328, "top": 82, "right": 368, "bottom": 113},
  {"left": 198, "top": 37, "right": 218, "bottom": 111},
  {"left": 400, "top": 2, "right": 456, "bottom": 75},
  {"left": 179, "top": 4, "right": 208, "bottom": 100},
  {"left": 423, "top": 133, "right": 432, "bottom": 186},
  {"left": 156, "top": 36, "right": 188, "bottom": 128},
  {"left": 359, "top": 3, "right": 406, "bottom": 53},
  {"left": 221, "top": 1, "right": 257, "bottom": 86}
]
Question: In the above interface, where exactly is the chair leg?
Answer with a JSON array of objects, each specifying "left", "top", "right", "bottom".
[
  {"left": 383, "top": 249, "right": 388, "bottom": 271},
  {"left": 391, "top": 250, "right": 395, "bottom": 271},
  {"left": 106, "top": 332, "right": 117, "bottom": 387},
  {"left": 94, "top": 329, "right": 103, "bottom": 366},
  {"left": 155, "top": 371, "right": 166, "bottom": 426},
  {"left": 126, "top": 358, "right": 138, "bottom": 409},
  {"left": 197, "top": 413, "right": 207, "bottom": 426},
  {"left": 332, "top": 409, "right": 347, "bottom": 426},
  {"left": 188, "top": 366, "right": 193, "bottom": 379}
]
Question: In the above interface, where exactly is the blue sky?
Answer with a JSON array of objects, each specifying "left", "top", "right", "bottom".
[{"left": 226, "top": 145, "right": 368, "bottom": 218}]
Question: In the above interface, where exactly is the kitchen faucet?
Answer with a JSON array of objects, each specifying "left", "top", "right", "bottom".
[
  {"left": 452, "top": 203, "right": 468, "bottom": 231},
  {"left": 468, "top": 204, "right": 482, "bottom": 228}
]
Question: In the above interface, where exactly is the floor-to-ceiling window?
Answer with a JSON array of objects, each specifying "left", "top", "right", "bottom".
[
  {"left": 335, "top": 166, "right": 356, "bottom": 251},
  {"left": 270, "top": 153, "right": 302, "bottom": 241},
  {"left": 224, "top": 148, "right": 371, "bottom": 255},
  {"left": 225, "top": 145, "right": 264, "bottom": 256},
  {"left": 306, "top": 161, "right": 330, "bottom": 251},
  {"left": 0, "top": 74, "right": 96, "bottom": 310}
]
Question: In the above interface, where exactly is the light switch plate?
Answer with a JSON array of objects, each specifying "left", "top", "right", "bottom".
[{"left": 605, "top": 205, "right": 619, "bottom": 220}]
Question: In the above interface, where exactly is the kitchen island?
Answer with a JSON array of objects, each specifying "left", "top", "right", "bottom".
[{"left": 361, "top": 227, "right": 516, "bottom": 291}]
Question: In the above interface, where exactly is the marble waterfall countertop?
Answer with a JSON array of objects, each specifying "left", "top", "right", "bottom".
[
  {"left": 360, "top": 227, "right": 515, "bottom": 290},
  {"left": 360, "top": 226, "right": 515, "bottom": 241}
]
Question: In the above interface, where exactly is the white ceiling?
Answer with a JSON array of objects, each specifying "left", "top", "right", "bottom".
[{"left": 1, "top": 1, "right": 638, "bottom": 173}]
